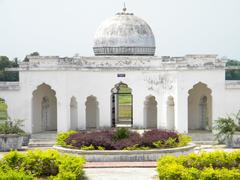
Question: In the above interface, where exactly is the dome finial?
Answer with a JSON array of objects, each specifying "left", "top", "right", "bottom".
[{"left": 123, "top": 2, "right": 127, "bottom": 12}]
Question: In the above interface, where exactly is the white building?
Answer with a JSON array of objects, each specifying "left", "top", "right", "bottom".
[{"left": 0, "top": 8, "right": 240, "bottom": 134}]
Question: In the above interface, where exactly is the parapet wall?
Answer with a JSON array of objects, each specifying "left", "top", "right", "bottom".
[{"left": 10, "top": 54, "right": 226, "bottom": 71}]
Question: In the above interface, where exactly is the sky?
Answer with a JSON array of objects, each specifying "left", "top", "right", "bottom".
[{"left": 0, "top": 0, "right": 240, "bottom": 60}]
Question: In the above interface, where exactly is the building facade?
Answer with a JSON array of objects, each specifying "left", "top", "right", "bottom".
[{"left": 0, "top": 8, "right": 240, "bottom": 134}]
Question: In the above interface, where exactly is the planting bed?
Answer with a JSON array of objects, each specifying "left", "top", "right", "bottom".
[
  {"left": 0, "top": 149, "right": 85, "bottom": 179},
  {"left": 54, "top": 129, "right": 195, "bottom": 162},
  {"left": 157, "top": 151, "right": 240, "bottom": 179}
]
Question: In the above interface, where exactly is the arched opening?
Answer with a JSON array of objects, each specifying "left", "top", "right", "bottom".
[
  {"left": 0, "top": 98, "right": 8, "bottom": 121},
  {"left": 32, "top": 83, "right": 57, "bottom": 133},
  {"left": 144, "top": 95, "right": 157, "bottom": 129},
  {"left": 166, "top": 96, "right": 175, "bottom": 130},
  {"left": 70, "top": 97, "right": 78, "bottom": 130},
  {"left": 188, "top": 82, "right": 212, "bottom": 130},
  {"left": 85, "top": 95, "right": 99, "bottom": 129},
  {"left": 111, "top": 82, "right": 133, "bottom": 128}
]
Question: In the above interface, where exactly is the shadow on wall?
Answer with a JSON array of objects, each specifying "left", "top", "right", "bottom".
[{"left": 188, "top": 82, "right": 212, "bottom": 131}]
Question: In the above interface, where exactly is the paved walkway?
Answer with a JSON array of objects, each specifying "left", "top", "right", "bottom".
[
  {"left": 85, "top": 161, "right": 157, "bottom": 168},
  {"left": 84, "top": 168, "right": 158, "bottom": 180},
  {"left": 0, "top": 145, "right": 239, "bottom": 179}
]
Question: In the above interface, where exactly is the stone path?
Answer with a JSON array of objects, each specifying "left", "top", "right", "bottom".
[
  {"left": 0, "top": 144, "right": 238, "bottom": 180},
  {"left": 84, "top": 168, "right": 158, "bottom": 180},
  {"left": 85, "top": 161, "right": 157, "bottom": 168}
]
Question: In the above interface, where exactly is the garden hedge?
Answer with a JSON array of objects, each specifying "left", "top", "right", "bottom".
[
  {"left": 157, "top": 151, "right": 240, "bottom": 180},
  {"left": 56, "top": 128, "right": 191, "bottom": 150},
  {"left": 0, "top": 149, "right": 85, "bottom": 179}
]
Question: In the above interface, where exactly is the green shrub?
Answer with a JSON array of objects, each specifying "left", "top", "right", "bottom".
[
  {"left": 97, "top": 146, "right": 105, "bottom": 150},
  {"left": 114, "top": 127, "right": 130, "bottom": 140},
  {"left": 80, "top": 144, "right": 95, "bottom": 150},
  {"left": 61, "top": 129, "right": 191, "bottom": 150},
  {"left": 56, "top": 130, "right": 77, "bottom": 147},
  {"left": 177, "top": 134, "right": 192, "bottom": 147},
  {"left": 152, "top": 140, "right": 164, "bottom": 148},
  {"left": 213, "top": 116, "right": 237, "bottom": 143},
  {"left": 165, "top": 137, "right": 177, "bottom": 148},
  {"left": 153, "top": 135, "right": 191, "bottom": 149},
  {"left": 57, "top": 154, "right": 85, "bottom": 179},
  {"left": 51, "top": 171, "right": 76, "bottom": 180},
  {"left": 157, "top": 150, "right": 240, "bottom": 180},
  {"left": 0, "top": 169, "right": 35, "bottom": 180},
  {"left": 123, "top": 144, "right": 150, "bottom": 150},
  {"left": 0, "top": 149, "right": 85, "bottom": 179},
  {"left": 22, "top": 149, "right": 60, "bottom": 176},
  {"left": 1, "top": 150, "right": 25, "bottom": 169},
  {"left": 0, "top": 118, "right": 26, "bottom": 135}
]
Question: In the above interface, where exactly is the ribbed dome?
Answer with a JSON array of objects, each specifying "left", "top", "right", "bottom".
[{"left": 93, "top": 8, "right": 155, "bottom": 56}]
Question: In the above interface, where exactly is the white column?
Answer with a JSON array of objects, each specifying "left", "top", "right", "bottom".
[
  {"left": 212, "top": 87, "right": 225, "bottom": 122},
  {"left": 156, "top": 96, "right": 164, "bottom": 129},
  {"left": 98, "top": 94, "right": 111, "bottom": 128},
  {"left": 26, "top": 96, "right": 33, "bottom": 133},
  {"left": 132, "top": 94, "right": 144, "bottom": 128},
  {"left": 57, "top": 95, "right": 70, "bottom": 132},
  {"left": 175, "top": 90, "right": 188, "bottom": 133},
  {"left": 78, "top": 97, "right": 86, "bottom": 130}
]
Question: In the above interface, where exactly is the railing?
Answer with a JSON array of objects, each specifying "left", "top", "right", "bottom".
[
  {"left": 0, "top": 82, "right": 20, "bottom": 90},
  {"left": 225, "top": 80, "right": 240, "bottom": 89}
]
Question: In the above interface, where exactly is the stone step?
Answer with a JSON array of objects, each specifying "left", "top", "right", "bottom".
[
  {"left": 28, "top": 131, "right": 57, "bottom": 147},
  {"left": 28, "top": 140, "right": 55, "bottom": 147},
  {"left": 188, "top": 131, "right": 215, "bottom": 141},
  {"left": 115, "top": 124, "right": 132, "bottom": 128},
  {"left": 31, "top": 133, "right": 57, "bottom": 139},
  {"left": 29, "top": 139, "right": 56, "bottom": 142}
]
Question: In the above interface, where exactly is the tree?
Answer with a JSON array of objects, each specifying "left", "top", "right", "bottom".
[
  {"left": 225, "top": 60, "right": 240, "bottom": 80},
  {"left": 0, "top": 56, "right": 19, "bottom": 81},
  {"left": 23, "top": 51, "right": 40, "bottom": 62},
  {"left": 30, "top": 52, "right": 40, "bottom": 56}
]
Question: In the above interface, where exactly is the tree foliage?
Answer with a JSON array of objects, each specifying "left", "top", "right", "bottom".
[
  {"left": 0, "top": 56, "right": 19, "bottom": 81},
  {"left": 23, "top": 51, "right": 40, "bottom": 62},
  {"left": 226, "top": 60, "right": 240, "bottom": 80}
]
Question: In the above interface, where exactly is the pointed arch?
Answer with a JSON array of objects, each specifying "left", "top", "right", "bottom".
[
  {"left": 144, "top": 95, "right": 157, "bottom": 128},
  {"left": 166, "top": 96, "right": 175, "bottom": 130},
  {"left": 85, "top": 95, "right": 99, "bottom": 129},
  {"left": 111, "top": 82, "right": 133, "bottom": 127},
  {"left": 188, "top": 82, "right": 212, "bottom": 130},
  {"left": 32, "top": 83, "right": 57, "bottom": 133},
  {"left": 70, "top": 96, "right": 78, "bottom": 130}
]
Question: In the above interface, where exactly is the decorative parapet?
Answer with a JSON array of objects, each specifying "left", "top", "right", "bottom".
[
  {"left": 225, "top": 80, "right": 240, "bottom": 89},
  {"left": 0, "top": 82, "right": 20, "bottom": 91},
  {"left": 8, "top": 54, "right": 226, "bottom": 71}
]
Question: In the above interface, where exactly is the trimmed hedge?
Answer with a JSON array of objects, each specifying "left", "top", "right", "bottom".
[
  {"left": 0, "top": 170, "right": 34, "bottom": 180},
  {"left": 157, "top": 151, "right": 240, "bottom": 180},
  {"left": 0, "top": 149, "right": 85, "bottom": 179},
  {"left": 57, "top": 129, "right": 191, "bottom": 150}
]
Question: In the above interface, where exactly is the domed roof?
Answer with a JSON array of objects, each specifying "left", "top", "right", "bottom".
[{"left": 93, "top": 7, "right": 156, "bottom": 56}]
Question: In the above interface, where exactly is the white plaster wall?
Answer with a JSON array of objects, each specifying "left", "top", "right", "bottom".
[
  {"left": 70, "top": 97, "right": 78, "bottom": 130},
  {"left": 188, "top": 83, "right": 212, "bottom": 130},
  {"left": 143, "top": 96, "right": 157, "bottom": 128},
  {"left": 176, "top": 69, "right": 226, "bottom": 133},
  {"left": 1, "top": 62, "right": 240, "bottom": 135},
  {"left": 85, "top": 96, "right": 99, "bottom": 129},
  {"left": 224, "top": 89, "right": 240, "bottom": 121},
  {"left": 32, "top": 84, "right": 57, "bottom": 133},
  {"left": 166, "top": 96, "right": 175, "bottom": 130},
  {"left": 17, "top": 70, "right": 159, "bottom": 132}
]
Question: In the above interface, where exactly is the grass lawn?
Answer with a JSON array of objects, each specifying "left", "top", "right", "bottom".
[
  {"left": 118, "top": 94, "right": 132, "bottom": 118},
  {"left": 119, "top": 94, "right": 132, "bottom": 104}
]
